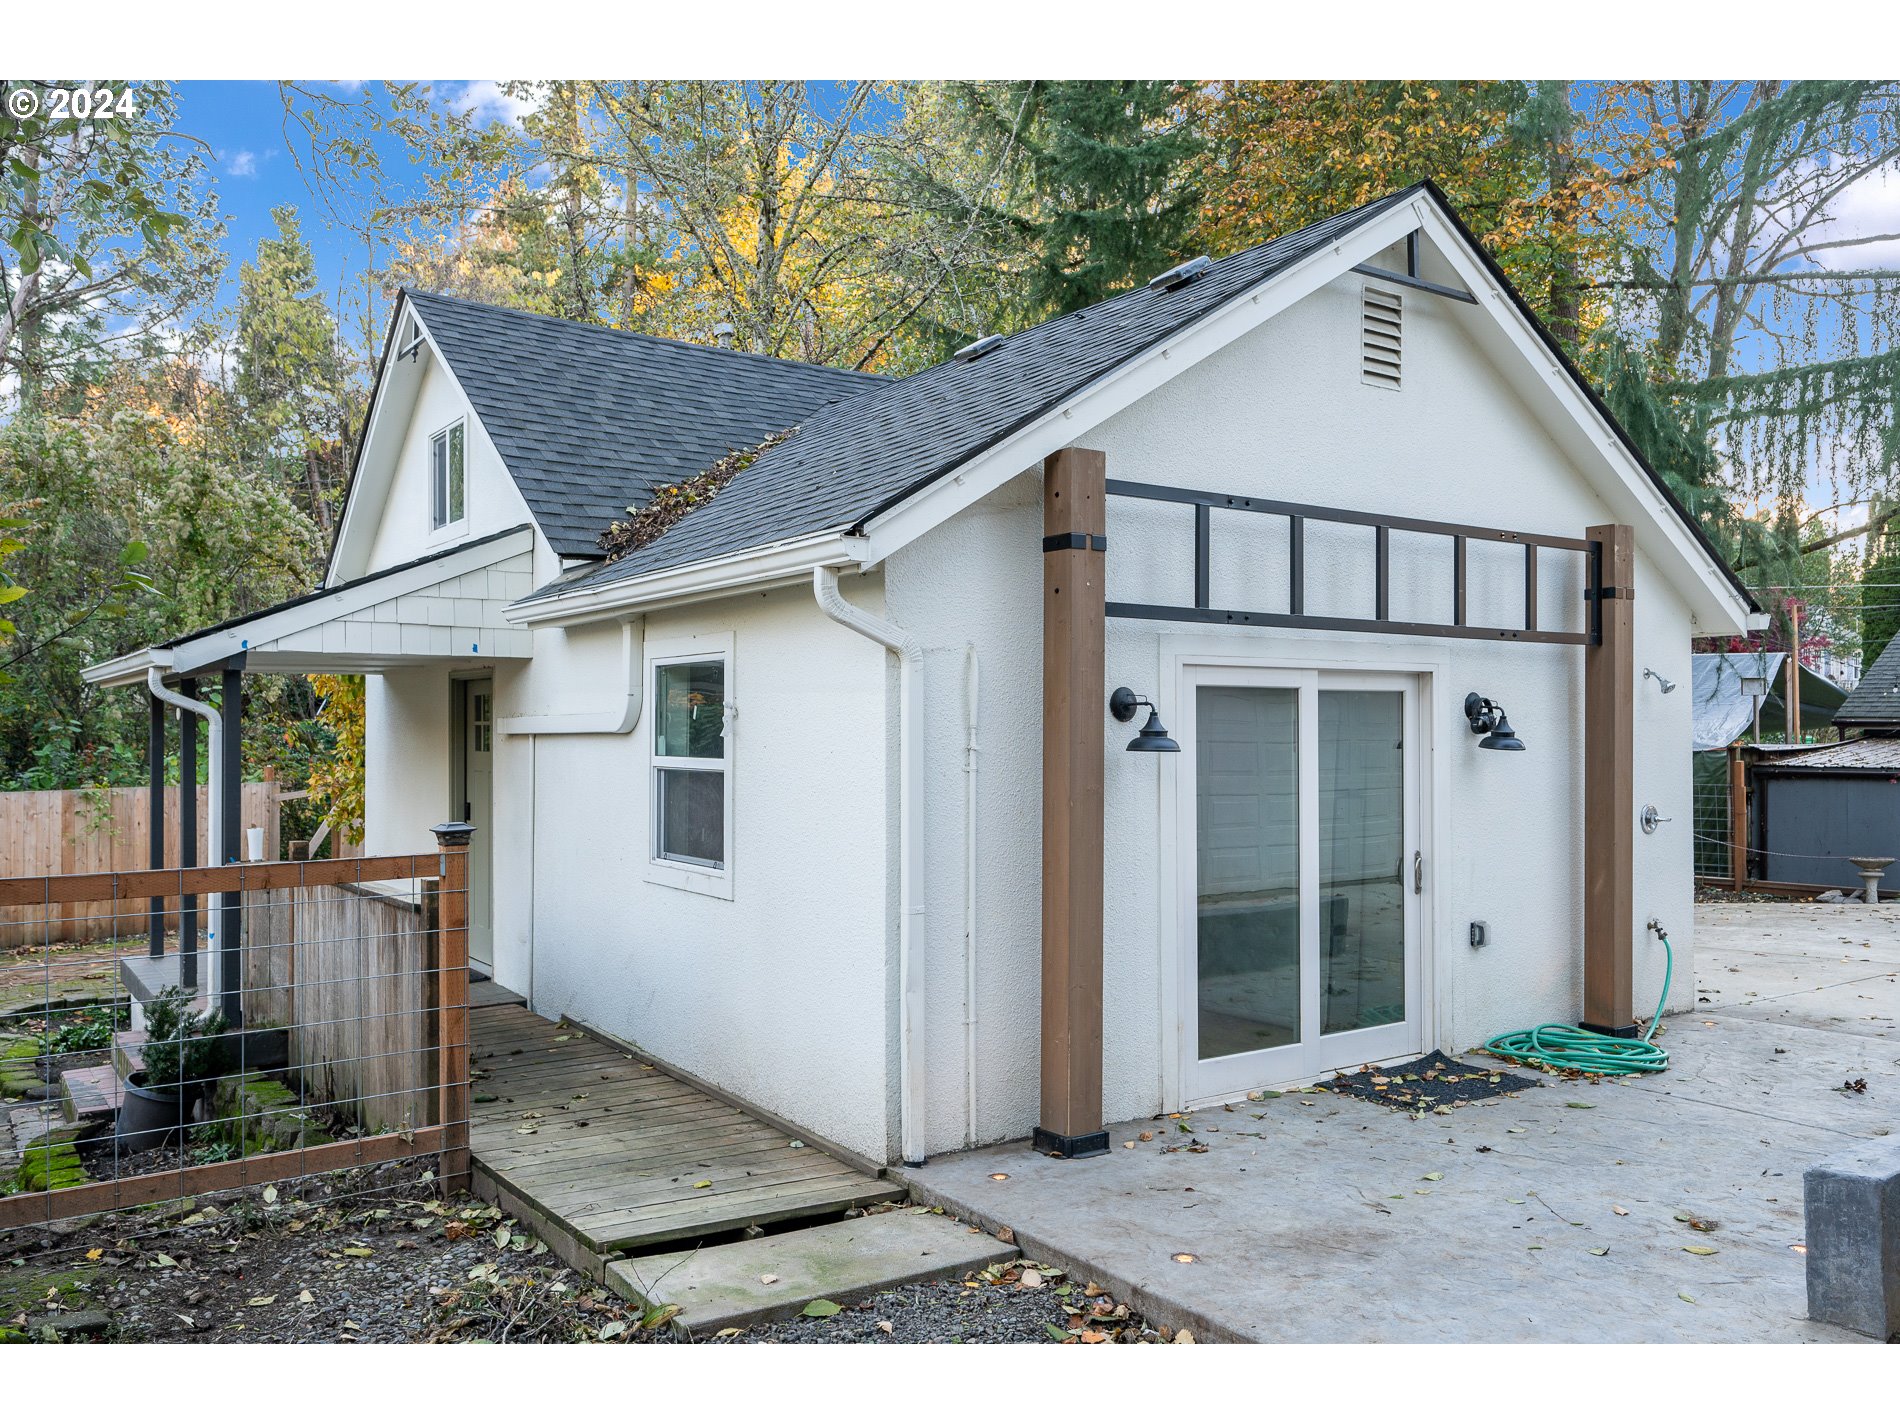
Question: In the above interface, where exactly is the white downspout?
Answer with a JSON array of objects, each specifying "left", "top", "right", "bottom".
[
  {"left": 813, "top": 565, "right": 927, "bottom": 1166},
  {"left": 496, "top": 616, "right": 643, "bottom": 736},
  {"left": 147, "top": 666, "right": 225, "bottom": 999},
  {"left": 962, "top": 643, "right": 980, "bottom": 1149}
]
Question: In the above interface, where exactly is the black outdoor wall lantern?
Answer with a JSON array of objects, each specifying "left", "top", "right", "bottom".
[
  {"left": 1463, "top": 692, "right": 1525, "bottom": 751},
  {"left": 1110, "top": 687, "right": 1181, "bottom": 753}
]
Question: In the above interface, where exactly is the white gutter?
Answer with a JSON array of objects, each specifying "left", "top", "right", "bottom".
[
  {"left": 496, "top": 617, "right": 644, "bottom": 736},
  {"left": 813, "top": 565, "right": 927, "bottom": 1166},
  {"left": 961, "top": 643, "right": 980, "bottom": 1149},
  {"left": 509, "top": 533, "right": 867, "bottom": 629},
  {"left": 146, "top": 666, "right": 226, "bottom": 1004}
]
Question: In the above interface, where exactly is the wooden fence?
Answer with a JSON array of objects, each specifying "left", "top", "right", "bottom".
[
  {"left": 0, "top": 842, "right": 470, "bottom": 1231},
  {"left": 0, "top": 783, "right": 281, "bottom": 950},
  {"left": 243, "top": 878, "right": 437, "bottom": 1132}
]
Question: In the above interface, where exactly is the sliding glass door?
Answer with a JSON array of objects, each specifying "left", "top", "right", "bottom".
[{"left": 1181, "top": 666, "right": 1422, "bottom": 1101}]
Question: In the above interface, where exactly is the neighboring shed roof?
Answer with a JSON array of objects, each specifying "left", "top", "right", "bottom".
[
  {"left": 1835, "top": 636, "right": 1900, "bottom": 728},
  {"left": 1762, "top": 737, "right": 1900, "bottom": 772},
  {"left": 526, "top": 186, "right": 1422, "bottom": 603},
  {"left": 406, "top": 291, "right": 887, "bottom": 558},
  {"left": 1691, "top": 651, "right": 1847, "bottom": 751}
]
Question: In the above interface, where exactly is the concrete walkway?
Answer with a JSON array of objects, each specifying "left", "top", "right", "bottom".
[{"left": 903, "top": 902, "right": 1900, "bottom": 1343}]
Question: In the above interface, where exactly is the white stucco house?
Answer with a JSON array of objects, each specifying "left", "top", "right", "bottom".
[{"left": 89, "top": 184, "right": 1759, "bottom": 1168}]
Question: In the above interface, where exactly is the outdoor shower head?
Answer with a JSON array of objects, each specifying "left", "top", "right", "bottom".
[{"left": 1644, "top": 668, "right": 1677, "bottom": 694}]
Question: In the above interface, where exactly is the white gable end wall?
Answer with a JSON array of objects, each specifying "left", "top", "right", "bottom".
[
  {"left": 886, "top": 269, "right": 1696, "bottom": 1155},
  {"left": 364, "top": 354, "right": 538, "bottom": 575}
]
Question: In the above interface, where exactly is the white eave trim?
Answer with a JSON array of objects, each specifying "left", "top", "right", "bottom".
[
  {"left": 84, "top": 646, "right": 175, "bottom": 690},
  {"left": 505, "top": 531, "right": 867, "bottom": 628},
  {"left": 84, "top": 527, "right": 535, "bottom": 687}
]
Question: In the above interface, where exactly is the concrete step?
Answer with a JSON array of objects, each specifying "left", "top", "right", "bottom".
[
  {"left": 605, "top": 1205, "right": 1014, "bottom": 1336},
  {"left": 118, "top": 954, "right": 208, "bottom": 1030},
  {"left": 112, "top": 1029, "right": 146, "bottom": 1080},
  {"left": 59, "top": 1065, "right": 121, "bottom": 1125}
]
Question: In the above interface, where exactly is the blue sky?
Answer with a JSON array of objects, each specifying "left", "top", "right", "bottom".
[{"left": 176, "top": 82, "right": 374, "bottom": 306}]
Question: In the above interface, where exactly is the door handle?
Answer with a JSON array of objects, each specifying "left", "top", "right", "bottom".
[{"left": 1412, "top": 851, "right": 1423, "bottom": 894}]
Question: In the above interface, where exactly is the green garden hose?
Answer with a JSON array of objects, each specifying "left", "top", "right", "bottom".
[{"left": 1482, "top": 927, "right": 1673, "bottom": 1076}]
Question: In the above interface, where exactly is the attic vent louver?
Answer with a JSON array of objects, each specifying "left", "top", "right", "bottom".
[
  {"left": 1148, "top": 255, "right": 1212, "bottom": 292},
  {"left": 1361, "top": 283, "right": 1403, "bottom": 390},
  {"left": 955, "top": 333, "right": 1005, "bottom": 362}
]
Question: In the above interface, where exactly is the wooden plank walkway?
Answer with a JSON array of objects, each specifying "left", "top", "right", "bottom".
[{"left": 468, "top": 1003, "right": 902, "bottom": 1271}]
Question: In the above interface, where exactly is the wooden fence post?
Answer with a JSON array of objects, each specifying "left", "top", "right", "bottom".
[
  {"left": 431, "top": 822, "right": 475, "bottom": 1193},
  {"left": 1036, "top": 447, "right": 1110, "bottom": 1160},
  {"left": 1582, "top": 524, "right": 1636, "bottom": 1036},
  {"left": 1729, "top": 744, "right": 1748, "bottom": 892}
]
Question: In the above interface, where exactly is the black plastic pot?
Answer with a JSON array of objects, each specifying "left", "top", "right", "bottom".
[{"left": 115, "top": 1072, "right": 190, "bottom": 1153}]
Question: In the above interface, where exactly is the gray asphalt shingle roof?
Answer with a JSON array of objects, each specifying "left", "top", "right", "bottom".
[
  {"left": 406, "top": 291, "right": 887, "bottom": 558},
  {"left": 524, "top": 186, "right": 1421, "bottom": 602},
  {"left": 1837, "top": 638, "right": 1900, "bottom": 727}
]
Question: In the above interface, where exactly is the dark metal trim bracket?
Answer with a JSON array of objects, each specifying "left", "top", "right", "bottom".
[
  {"left": 1042, "top": 532, "right": 1108, "bottom": 553},
  {"left": 1104, "top": 479, "right": 1601, "bottom": 647}
]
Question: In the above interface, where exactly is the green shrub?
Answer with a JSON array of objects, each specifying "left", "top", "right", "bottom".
[{"left": 138, "top": 985, "right": 229, "bottom": 1095}]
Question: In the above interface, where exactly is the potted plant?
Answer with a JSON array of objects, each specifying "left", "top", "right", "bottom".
[{"left": 116, "top": 986, "right": 230, "bottom": 1153}]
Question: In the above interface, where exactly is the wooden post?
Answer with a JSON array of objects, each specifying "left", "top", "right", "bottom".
[
  {"left": 1035, "top": 448, "right": 1110, "bottom": 1160},
  {"left": 431, "top": 821, "right": 474, "bottom": 1193},
  {"left": 1728, "top": 743, "right": 1747, "bottom": 892},
  {"left": 1582, "top": 524, "right": 1636, "bottom": 1035}
]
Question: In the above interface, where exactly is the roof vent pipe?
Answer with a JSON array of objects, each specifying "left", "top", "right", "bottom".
[
  {"left": 1147, "top": 255, "right": 1212, "bottom": 291},
  {"left": 712, "top": 322, "right": 737, "bottom": 348},
  {"left": 953, "top": 334, "right": 1005, "bottom": 363}
]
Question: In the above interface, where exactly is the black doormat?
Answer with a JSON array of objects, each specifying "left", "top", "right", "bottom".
[{"left": 1325, "top": 1050, "right": 1539, "bottom": 1112}]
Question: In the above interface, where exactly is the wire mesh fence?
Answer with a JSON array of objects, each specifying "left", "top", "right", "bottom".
[
  {"left": 1692, "top": 750, "right": 1734, "bottom": 882},
  {"left": 0, "top": 847, "right": 469, "bottom": 1235}
]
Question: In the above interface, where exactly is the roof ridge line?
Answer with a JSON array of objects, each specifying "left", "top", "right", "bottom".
[{"left": 401, "top": 289, "right": 891, "bottom": 382}]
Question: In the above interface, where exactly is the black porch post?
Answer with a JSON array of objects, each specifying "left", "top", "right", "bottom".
[
  {"left": 147, "top": 691, "right": 166, "bottom": 957},
  {"left": 219, "top": 662, "right": 243, "bottom": 1026},
  {"left": 178, "top": 678, "right": 199, "bottom": 991}
]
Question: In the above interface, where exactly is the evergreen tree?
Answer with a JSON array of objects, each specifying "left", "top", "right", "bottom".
[
  {"left": 945, "top": 81, "right": 1203, "bottom": 318},
  {"left": 233, "top": 207, "right": 353, "bottom": 533},
  {"left": 1862, "top": 517, "right": 1900, "bottom": 670}
]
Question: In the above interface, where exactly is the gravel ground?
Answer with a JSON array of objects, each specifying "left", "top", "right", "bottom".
[
  {"left": 713, "top": 1260, "right": 1171, "bottom": 1343},
  {"left": 2, "top": 1168, "right": 1163, "bottom": 1344},
  {"left": 1694, "top": 885, "right": 1817, "bottom": 904},
  {"left": 1, "top": 1164, "right": 639, "bottom": 1343}
]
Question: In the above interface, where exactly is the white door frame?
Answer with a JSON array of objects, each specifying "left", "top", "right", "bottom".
[
  {"left": 451, "top": 674, "right": 495, "bottom": 976},
  {"left": 1158, "top": 639, "right": 1446, "bottom": 1110}
]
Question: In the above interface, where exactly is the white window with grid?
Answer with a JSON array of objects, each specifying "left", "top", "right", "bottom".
[{"left": 646, "top": 636, "right": 734, "bottom": 898}]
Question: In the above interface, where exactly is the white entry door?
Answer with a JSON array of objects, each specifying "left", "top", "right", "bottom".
[
  {"left": 460, "top": 678, "right": 495, "bottom": 976},
  {"left": 1180, "top": 666, "right": 1423, "bottom": 1102}
]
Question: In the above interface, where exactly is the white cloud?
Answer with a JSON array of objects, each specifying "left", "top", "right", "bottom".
[
  {"left": 224, "top": 150, "right": 257, "bottom": 178},
  {"left": 1806, "top": 160, "right": 1900, "bottom": 271},
  {"left": 437, "top": 80, "right": 536, "bottom": 130}
]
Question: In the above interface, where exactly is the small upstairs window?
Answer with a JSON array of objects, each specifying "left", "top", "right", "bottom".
[{"left": 431, "top": 420, "right": 466, "bottom": 530}]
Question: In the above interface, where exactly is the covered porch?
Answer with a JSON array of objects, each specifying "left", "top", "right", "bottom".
[{"left": 82, "top": 524, "right": 536, "bottom": 1028}]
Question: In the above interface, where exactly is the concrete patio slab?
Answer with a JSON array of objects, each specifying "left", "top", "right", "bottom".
[
  {"left": 607, "top": 1205, "right": 1015, "bottom": 1335},
  {"left": 902, "top": 903, "right": 1900, "bottom": 1343}
]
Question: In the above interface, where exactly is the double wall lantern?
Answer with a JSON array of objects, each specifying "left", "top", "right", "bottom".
[
  {"left": 1463, "top": 692, "right": 1525, "bottom": 752},
  {"left": 1110, "top": 687, "right": 1181, "bottom": 753}
]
